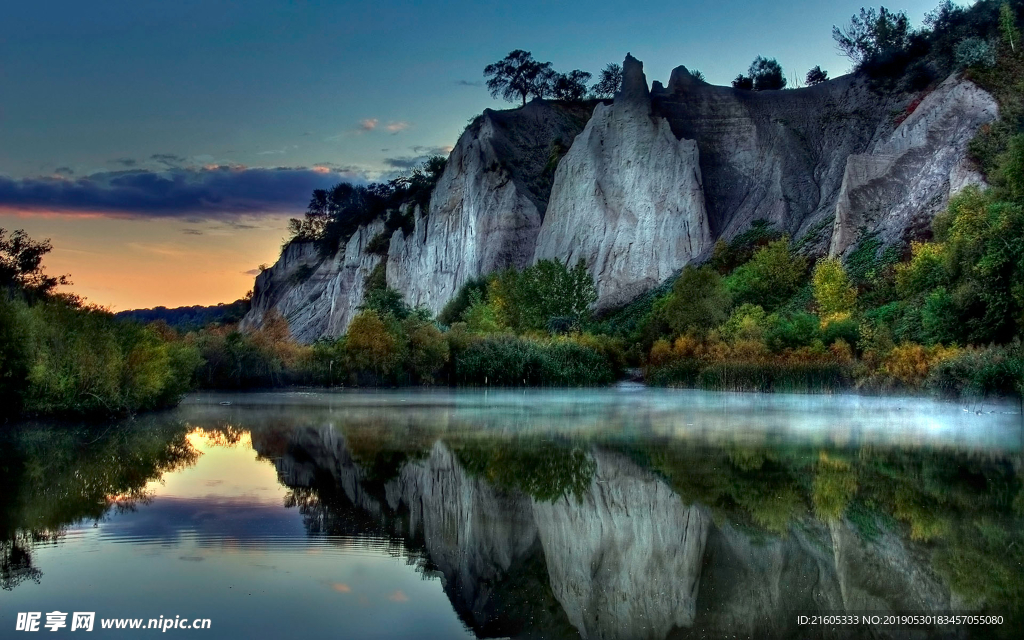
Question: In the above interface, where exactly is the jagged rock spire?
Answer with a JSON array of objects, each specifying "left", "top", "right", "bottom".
[{"left": 618, "top": 53, "right": 650, "bottom": 105}]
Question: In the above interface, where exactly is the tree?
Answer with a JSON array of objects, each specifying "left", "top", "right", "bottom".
[
  {"left": 0, "top": 229, "right": 70, "bottom": 299},
  {"left": 591, "top": 63, "right": 623, "bottom": 98},
  {"left": 484, "top": 50, "right": 554, "bottom": 106},
  {"left": 805, "top": 65, "right": 829, "bottom": 85},
  {"left": 747, "top": 56, "right": 787, "bottom": 91},
  {"left": 689, "top": 69, "right": 706, "bottom": 82},
  {"left": 832, "top": 7, "right": 911, "bottom": 67},
  {"left": 725, "top": 238, "right": 808, "bottom": 310},
  {"left": 812, "top": 257, "right": 857, "bottom": 322},
  {"left": 551, "top": 70, "right": 592, "bottom": 102},
  {"left": 489, "top": 259, "right": 597, "bottom": 332},
  {"left": 1000, "top": 2, "right": 1019, "bottom": 53},
  {"left": 732, "top": 74, "right": 754, "bottom": 90},
  {"left": 662, "top": 266, "right": 732, "bottom": 336}
]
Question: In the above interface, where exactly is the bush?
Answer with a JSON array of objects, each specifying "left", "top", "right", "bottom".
[
  {"left": 926, "top": 343, "right": 1024, "bottom": 398},
  {"left": 661, "top": 266, "right": 732, "bottom": 336},
  {"left": 726, "top": 239, "right": 808, "bottom": 311},
  {"left": 489, "top": 259, "right": 597, "bottom": 332},
  {"left": 955, "top": 37, "right": 998, "bottom": 68},
  {"left": 455, "top": 335, "right": 614, "bottom": 386}
]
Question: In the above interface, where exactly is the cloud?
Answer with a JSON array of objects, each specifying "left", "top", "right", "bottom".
[
  {"left": 359, "top": 118, "right": 379, "bottom": 131},
  {"left": 181, "top": 228, "right": 204, "bottom": 236},
  {"left": 150, "top": 153, "right": 186, "bottom": 166},
  {"left": 112, "top": 158, "right": 137, "bottom": 167},
  {"left": 54, "top": 166, "right": 74, "bottom": 175},
  {"left": 331, "top": 583, "right": 352, "bottom": 593},
  {"left": 242, "top": 268, "right": 262, "bottom": 276},
  {"left": 382, "top": 145, "right": 454, "bottom": 171},
  {"left": 387, "top": 590, "right": 408, "bottom": 602},
  {"left": 0, "top": 165, "right": 369, "bottom": 221},
  {"left": 385, "top": 121, "right": 411, "bottom": 134},
  {"left": 456, "top": 79, "right": 483, "bottom": 87}
]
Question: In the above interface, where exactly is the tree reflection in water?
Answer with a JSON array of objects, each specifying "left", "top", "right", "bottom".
[{"left": 2, "top": 395, "right": 1021, "bottom": 639}]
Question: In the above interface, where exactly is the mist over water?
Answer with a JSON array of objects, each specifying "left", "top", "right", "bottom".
[{"left": 2, "top": 389, "right": 1021, "bottom": 639}]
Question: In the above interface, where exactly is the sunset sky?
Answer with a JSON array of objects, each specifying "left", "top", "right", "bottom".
[{"left": 2, "top": 0, "right": 946, "bottom": 310}]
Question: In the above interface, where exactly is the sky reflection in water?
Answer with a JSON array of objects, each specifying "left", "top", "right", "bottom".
[{"left": 1, "top": 388, "right": 1021, "bottom": 639}]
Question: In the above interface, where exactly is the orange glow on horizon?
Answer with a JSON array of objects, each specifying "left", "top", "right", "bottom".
[{"left": 0, "top": 210, "right": 292, "bottom": 310}]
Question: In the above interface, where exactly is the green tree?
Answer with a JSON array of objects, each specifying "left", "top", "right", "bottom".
[
  {"left": 489, "top": 259, "right": 597, "bottom": 332},
  {"left": 732, "top": 75, "right": 754, "bottom": 90},
  {"left": 484, "top": 50, "right": 554, "bottom": 106},
  {"left": 590, "top": 63, "right": 623, "bottom": 98},
  {"left": 832, "top": 7, "right": 911, "bottom": 67},
  {"left": 0, "top": 229, "right": 70, "bottom": 299},
  {"left": 551, "top": 70, "right": 592, "bottom": 102},
  {"left": 747, "top": 56, "right": 787, "bottom": 91},
  {"left": 812, "top": 257, "right": 858, "bottom": 320},
  {"left": 726, "top": 239, "right": 808, "bottom": 311},
  {"left": 661, "top": 266, "right": 732, "bottom": 336},
  {"left": 805, "top": 65, "right": 829, "bottom": 85}
]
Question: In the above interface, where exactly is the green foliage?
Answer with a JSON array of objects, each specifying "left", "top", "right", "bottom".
[
  {"left": 453, "top": 438, "right": 595, "bottom": 502},
  {"left": 812, "top": 257, "right": 857, "bottom": 319},
  {"left": 455, "top": 336, "right": 615, "bottom": 386},
  {"left": 1, "top": 229, "right": 70, "bottom": 300},
  {"left": 438, "top": 276, "right": 490, "bottom": 326},
  {"left": 955, "top": 36, "right": 997, "bottom": 68},
  {"left": 765, "top": 312, "right": 821, "bottom": 351},
  {"left": 747, "top": 56, "right": 787, "bottom": 91},
  {"left": 833, "top": 7, "right": 912, "bottom": 68},
  {"left": 661, "top": 266, "right": 732, "bottom": 336},
  {"left": 725, "top": 238, "right": 808, "bottom": 311},
  {"left": 711, "top": 220, "right": 783, "bottom": 274},
  {"left": 489, "top": 259, "right": 597, "bottom": 332},
  {"left": 1001, "top": 1, "right": 1020, "bottom": 53}
]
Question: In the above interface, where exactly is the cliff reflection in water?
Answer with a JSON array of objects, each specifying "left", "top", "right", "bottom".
[{"left": 2, "top": 389, "right": 1022, "bottom": 640}]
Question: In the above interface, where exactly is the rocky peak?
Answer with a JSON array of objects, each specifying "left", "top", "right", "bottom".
[{"left": 618, "top": 53, "right": 650, "bottom": 106}]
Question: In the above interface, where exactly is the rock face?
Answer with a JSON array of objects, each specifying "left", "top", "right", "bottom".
[
  {"left": 243, "top": 55, "right": 997, "bottom": 340},
  {"left": 388, "top": 101, "right": 591, "bottom": 313},
  {"left": 828, "top": 75, "right": 998, "bottom": 256},
  {"left": 532, "top": 449, "right": 710, "bottom": 640},
  {"left": 239, "top": 219, "right": 384, "bottom": 343},
  {"left": 535, "top": 55, "right": 712, "bottom": 310}
]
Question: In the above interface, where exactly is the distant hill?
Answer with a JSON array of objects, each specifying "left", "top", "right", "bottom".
[{"left": 116, "top": 298, "right": 251, "bottom": 331}]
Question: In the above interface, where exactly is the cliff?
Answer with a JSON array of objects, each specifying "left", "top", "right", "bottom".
[{"left": 244, "top": 55, "right": 996, "bottom": 340}]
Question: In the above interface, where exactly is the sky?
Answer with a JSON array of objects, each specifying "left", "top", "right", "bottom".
[{"left": 1, "top": 0, "right": 952, "bottom": 310}]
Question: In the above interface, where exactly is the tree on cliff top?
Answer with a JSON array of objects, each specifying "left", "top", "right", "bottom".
[
  {"left": 484, "top": 50, "right": 554, "bottom": 106},
  {"left": 733, "top": 57, "right": 787, "bottom": 91},
  {"left": 591, "top": 63, "right": 623, "bottom": 98},
  {"left": 551, "top": 70, "right": 592, "bottom": 102},
  {"left": 833, "top": 7, "right": 911, "bottom": 67},
  {"left": 805, "top": 65, "right": 829, "bottom": 85}
]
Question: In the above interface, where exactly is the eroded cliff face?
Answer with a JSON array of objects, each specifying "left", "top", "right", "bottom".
[
  {"left": 535, "top": 55, "right": 712, "bottom": 310},
  {"left": 239, "top": 219, "right": 384, "bottom": 343},
  {"left": 828, "top": 74, "right": 998, "bottom": 256},
  {"left": 388, "top": 101, "right": 591, "bottom": 313},
  {"left": 244, "top": 55, "right": 997, "bottom": 340}
]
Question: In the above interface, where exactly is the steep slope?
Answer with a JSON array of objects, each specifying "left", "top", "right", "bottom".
[
  {"left": 388, "top": 101, "right": 592, "bottom": 312},
  {"left": 535, "top": 55, "right": 712, "bottom": 310},
  {"left": 243, "top": 55, "right": 997, "bottom": 340}
]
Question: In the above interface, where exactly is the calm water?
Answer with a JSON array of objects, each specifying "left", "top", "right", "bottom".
[{"left": 1, "top": 388, "right": 1022, "bottom": 639}]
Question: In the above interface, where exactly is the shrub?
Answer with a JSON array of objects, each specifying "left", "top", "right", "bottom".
[
  {"left": 813, "top": 258, "right": 857, "bottom": 322},
  {"left": 345, "top": 311, "right": 403, "bottom": 381},
  {"left": 726, "top": 239, "right": 808, "bottom": 311},
  {"left": 955, "top": 37, "right": 998, "bottom": 68},
  {"left": 455, "top": 336, "right": 614, "bottom": 386},
  {"left": 489, "top": 259, "right": 596, "bottom": 332},
  {"left": 661, "top": 266, "right": 732, "bottom": 336},
  {"left": 881, "top": 343, "right": 961, "bottom": 389}
]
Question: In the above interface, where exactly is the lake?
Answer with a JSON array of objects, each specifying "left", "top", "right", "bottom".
[{"left": 2, "top": 388, "right": 1022, "bottom": 639}]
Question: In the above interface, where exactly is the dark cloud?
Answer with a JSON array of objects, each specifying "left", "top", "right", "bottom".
[
  {"left": 0, "top": 165, "right": 368, "bottom": 220},
  {"left": 54, "top": 166, "right": 74, "bottom": 175},
  {"left": 181, "top": 228, "right": 203, "bottom": 235},
  {"left": 456, "top": 79, "right": 483, "bottom": 87},
  {"left": 383, "top": 145, "right": 453, "bottom": 171},
  {"left": 243, "top": 268, "right": 262, "bottom": 276},
  {"left": 150, "top": 153, "right": 186, "bottom": 166},
  {"left": 112, "top": 158, "right": 137, "bottom": 167}
]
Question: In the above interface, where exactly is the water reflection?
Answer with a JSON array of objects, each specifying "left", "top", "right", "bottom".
[{"left": 1, "top": 389, "right": 1021, "bottom": 639}]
